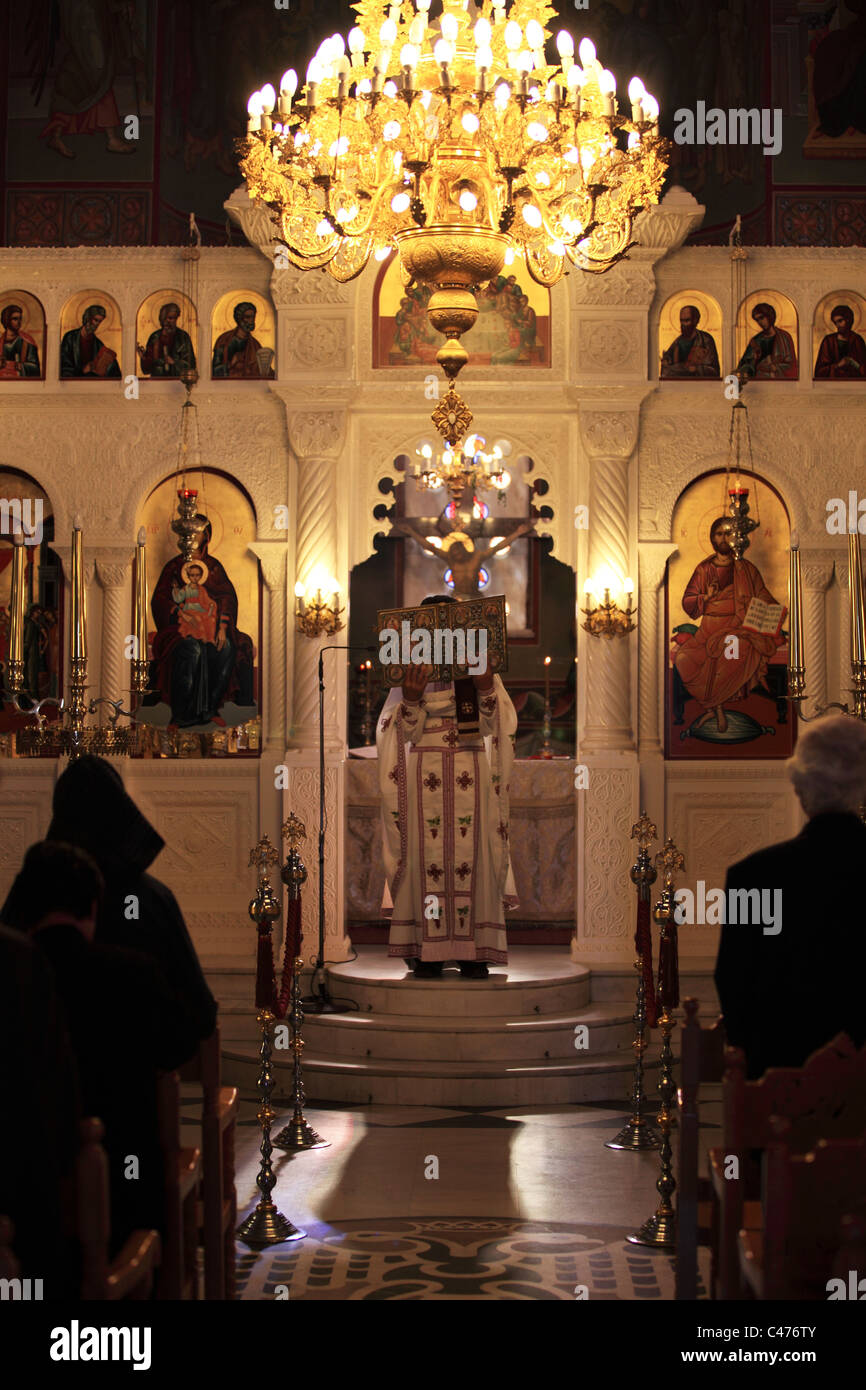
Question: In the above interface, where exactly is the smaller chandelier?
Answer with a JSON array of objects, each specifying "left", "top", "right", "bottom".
[
  {"left": 414, "top": 433, "right": 511, "bottom": 502},
  {"left": 582, "top": 571, "right": 635, "bottom": 639},
  {"left": 294, "top": 573, "right": 344, "bottom": 637}
]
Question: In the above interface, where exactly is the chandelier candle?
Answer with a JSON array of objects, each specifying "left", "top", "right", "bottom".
[{"left": 71, "top": 517, "right": 86, "bottom": 665}]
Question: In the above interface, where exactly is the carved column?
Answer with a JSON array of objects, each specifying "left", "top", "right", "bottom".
[
  {"left": 287, "top": 410, "right": 347, "bottom": 753},
  {"left": 574, "top": 409, "right": 641, "bottom": 962},
  {"left": 801, "top": 560, "right": 832, "bottom": 719},
  {"left": 96, "top": 556, "right": 132, "bottom": 705},
  {"left": 248, "top": 540, "right": 288, "bottom": 749},
  {"left": 579, "top": 410, "right": 639, "bottom": 753}
]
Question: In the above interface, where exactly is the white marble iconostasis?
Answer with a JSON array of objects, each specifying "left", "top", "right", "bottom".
[{"left": 1, "top": 187, "right": 865, "bottom": 978}]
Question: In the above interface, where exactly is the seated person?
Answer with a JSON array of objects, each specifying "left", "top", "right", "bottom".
[
  {"left": 17, "top": 754, "right": 219, "bottom": 1041},
  {"left": 715, "top": 715, "right": 866, "bottom": 1078},
  {"left": 5, "top": 841, "right": 201, "bottom": 1253}
]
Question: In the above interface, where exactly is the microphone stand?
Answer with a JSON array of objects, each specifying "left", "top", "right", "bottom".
[{"left": 304, "top": 643, "right": 377, "bottom": 1014}]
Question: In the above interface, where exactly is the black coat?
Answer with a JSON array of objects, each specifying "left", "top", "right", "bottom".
[
  {"left": 42, "top": 755, "right": 217, "bottom": 1041},
  {"left": 0, "top": 926, "right": 80, "bottom": 1294},
  {"left": 714, "top": 812, "right": 866, "bottom": 1079},
  {"left": 33, "top": 923, "right": 200, "bottom": 1254}
]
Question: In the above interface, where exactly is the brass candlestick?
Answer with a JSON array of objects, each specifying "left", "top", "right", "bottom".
[
  {"left": 237, "top": 836, "right": 305, "bottom": 1246},
  {"left": 628, "top": 836, "right": 685, "bottom": 1249},
  {"left": 606, "top": 812, "right": 661, "bottom": 1152},
  {"left": 275, "top": 814, "right": 329, "bottom": 1152}
]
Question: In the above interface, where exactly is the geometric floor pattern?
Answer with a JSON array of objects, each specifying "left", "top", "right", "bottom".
[
  {"left": 235, "top": 1216, "right": 710, "bottom": 1300},
  {"left": 198, "top": 1089, "right": 722, "bottom": 1301}
]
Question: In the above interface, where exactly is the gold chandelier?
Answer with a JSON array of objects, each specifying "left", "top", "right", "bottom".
[
  {"left": 414, "top": 431, "right": 511, "bottom": 500},
  {"left": 241, "top": 0, "right": 668, "bottom": 442}
]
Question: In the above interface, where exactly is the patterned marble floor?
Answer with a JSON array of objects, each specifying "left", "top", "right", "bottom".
[{"left": 182, "top": 1090, "right": 719, "bottom": 1300}]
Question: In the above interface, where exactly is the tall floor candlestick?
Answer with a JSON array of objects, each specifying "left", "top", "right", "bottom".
[
  {"left": 7, "top": 533, "right": 25, "bottom": 693},
  {"left": 541, "top": 655, "right": 552, "bottom": 757},
  {"left": 788, "top": 531, "right": 804, "bottom": 699},
  {"left": 133, "top": 527, "right": 149, "bottom": 697},
  {"left": 848, "top": 530, "right": 866, "bottom": 718}
]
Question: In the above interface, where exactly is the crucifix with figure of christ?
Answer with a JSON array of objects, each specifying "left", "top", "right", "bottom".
[{"left": 389, "top": 486, "right": 538, "bottom": 600}]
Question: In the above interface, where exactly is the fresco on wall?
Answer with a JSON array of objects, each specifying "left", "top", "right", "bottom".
[
  {"left": 735, "top": 291, "right": 799, "bottom": 381},
  {"left": 211, "top": 293, "right": 275, "bottom": 380},
  {"left": 136, "top": 291, "right": 197, "bottom": 379},
  {"left": 136, "top": 469, "right": 260, "bottom": 737},
  {"left": 813, "top": 291, "right": 866, "bottom": 379},
  {"left": 59, "top": 291, "right": 122, "bottom": 377},
  {"left": 665, "top": 470, "right": 795, "bottom": 760},
  {"left": 0, "top": 292, "right": 45, "bottom": 379},
  {"left": 659, "top": 291, "right": 722, "bottom": 379},
  {"left": 374, "top": 252, "right": 550, "bottom": 368}
]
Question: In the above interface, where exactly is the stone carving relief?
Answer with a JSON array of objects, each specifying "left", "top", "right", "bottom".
[
  {"left": 577, "top": 319, "right": 641, "bottom": 373},
  {"left": 289, "top": 410, "right": 347, "bottom": 460},
  {"left": 581, "top": 767, "right": 636, "bottom": 940},
  {"left": 579, "top": 410, "right": 639, "bottom": 459},
  {"left": 282, "top": 318, "right": 348, "bottom": 370}
]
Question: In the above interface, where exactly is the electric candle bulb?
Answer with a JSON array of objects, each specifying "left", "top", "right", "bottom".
[
  {"left": 578, "top": 37, "right": 596, "bottom": 68},
  {"left": 348, "top": 26, "right": 365, "bottom": 55},
  {"left": 374, "top": 245, "right": 391, "bottom": 260},
  {"left": 522, "top": 204, "right": 542, "bottom": 228},
  {"left": 791, "top": 530, "right": 800, "bottom": 550},
  {"left": 409, "top": 16, "right": 425, "bottom": 44},
  {"left": 476, "top": 44, "right": 492, "bottom": 71},
  {"left": 294, "top": 581, "right": 305, "bottom": 598},
  {"left": 525, "top": 18, "right": 543, "bottom": 50},
  {"left": 474, "top": 17, "right": 491, "bottom": 46},
  {"left": 494, "top": 81, "right": 511, "bottom": 109},
  {"left": 557, "top": 30, "right": 574, "bottom": 59},
  {"left": 517, "top": 50, "right": 533, "bottom": 73},
  {"left": 643, "top": 93, "right": 659, "bottom": 124},
  {"left": 307, "top": 58, "right": 322, "bottom": 83},
  {"left": 527, "top": 121, "right": 547, "bottom": 141},
  {"left": 247, "top": 92, "right": 262, "bottom": 131},
  {"left": 383, "top": 79, "right": 398, "bottom": 97},
  {"left": 461, "top": 109, "right": 480, "bottom": 132},
  {"left": 624, "top": 577, "right": 634, "bottom": 595},
  {"left": 401, "top": 44, "right": 417, "bottom": 68},
  {"left": 416, "top": 0, "right": 431, "bottom": 11},
  {"left": 459, "top": 189, "right": 477, "bottom": 211},
  {"left": 279, "top": 69, "right": 297, "bottom": 109},
  {"left": 391, "top": 191, "right": 411, "bottom": 212},
  {"left": 380, "top": 18, "right": 397, "bottom": 45},
  {"left": 504, "top": 20, "right": 521, "bottom": 51},
  {"left": 440, "top": 12, "right": 458, "bottom": 42},
  {"left": 383, "top": 120, "right": 401, "bottom": 140}
]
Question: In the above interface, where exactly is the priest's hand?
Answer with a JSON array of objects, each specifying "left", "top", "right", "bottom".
[{"left": 402, "top": 663, "right": 430, "bottom": 704}]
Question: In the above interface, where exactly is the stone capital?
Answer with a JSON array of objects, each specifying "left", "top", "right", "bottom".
[
  {"left": 286, "top": 409, "right": 350, "bottom": 461},
  {"left": 579, "top": 410, "right": 640, "bottom": 461},
  {"left": 248, "top": 539, "right": 288, "bottom": 591},
  {"left": 94, "top": 553, "right": 133, "bottom": 589}
]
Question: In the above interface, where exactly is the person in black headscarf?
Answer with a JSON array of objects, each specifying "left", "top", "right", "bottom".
[
  {"left": 4, "top": 841, "right": 200, "bottom": 1257},
  {"left": 1, "top": 754, "right": 217, "bottom": 1041}
]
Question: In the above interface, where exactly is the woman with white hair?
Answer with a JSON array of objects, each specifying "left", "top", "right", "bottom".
[{"left": 714, "top": 714, "right": 866, "bottom": 1078}]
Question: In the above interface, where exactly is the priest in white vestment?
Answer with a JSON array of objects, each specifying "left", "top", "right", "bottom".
[{"left": 377, "top": 598, "right": 518, "bottom": 979}]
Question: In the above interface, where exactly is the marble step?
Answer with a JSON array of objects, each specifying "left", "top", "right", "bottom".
[
  {"left": 217, "top": 1000, "right": 637, "bottom": 1056},
  {"left": 321, "top": 950, "right": 593, "bottom": 1018},
  {"left": 222, "top": 1043, "right": 667, "bottom": 1107}
]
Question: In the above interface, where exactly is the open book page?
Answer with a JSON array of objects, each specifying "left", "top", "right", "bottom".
[{"left": 741, "top": 597, "right": 787, "bottom": 636}]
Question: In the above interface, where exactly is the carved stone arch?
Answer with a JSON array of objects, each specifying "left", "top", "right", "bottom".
[{"left": 645, "top": 443, "right": 810, "bottom": 550}]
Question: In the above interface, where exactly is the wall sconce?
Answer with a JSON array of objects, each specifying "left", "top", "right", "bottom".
[
  {"left": 294, "top": 571, "right": 344, "bottom": 637},
  {"left": 581, "top": 572, "right": 636, "bottom": 639}
]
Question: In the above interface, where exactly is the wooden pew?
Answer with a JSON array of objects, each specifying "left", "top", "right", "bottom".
[
  {"left": 675, "top": 998, "right": 726, "bottom": 1299},
  {"left": 738, "top": 1118, "right": 866, "bottom": 1299},
  {"left": 76, "top": 1117, "right": 161, "bottom": 1300},
  {"left": 712, "top": 1033, "right": 866, "bottom": 1299},
  {"left": 178, "top": 1027, "right": 239, "bottom": 1300},
  {"left": 155, "top": 1071, "right": 203, "bottom": 1300}
]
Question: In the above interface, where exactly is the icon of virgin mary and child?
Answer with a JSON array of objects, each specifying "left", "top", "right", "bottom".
[{"left": 141, "top": 523, "right": 256, "bottom": 729}]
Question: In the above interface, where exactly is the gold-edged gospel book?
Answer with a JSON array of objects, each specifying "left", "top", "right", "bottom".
[{"left": 376, "top": 594, "right": 508, "bottom": 686}]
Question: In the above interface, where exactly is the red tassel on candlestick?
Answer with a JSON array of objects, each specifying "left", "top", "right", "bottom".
[
  {"left": 277, "top": 897, "right": 302, "bottom": 1018},
  {"left": 635, "top": 896, "right": 657, "bottom": 1027},
  {"left": 255, "top": 929, "right": 278, "bottom": 1013},
  {"left": 657, "top": 923, "right": 679, "bottom": 1015}
]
